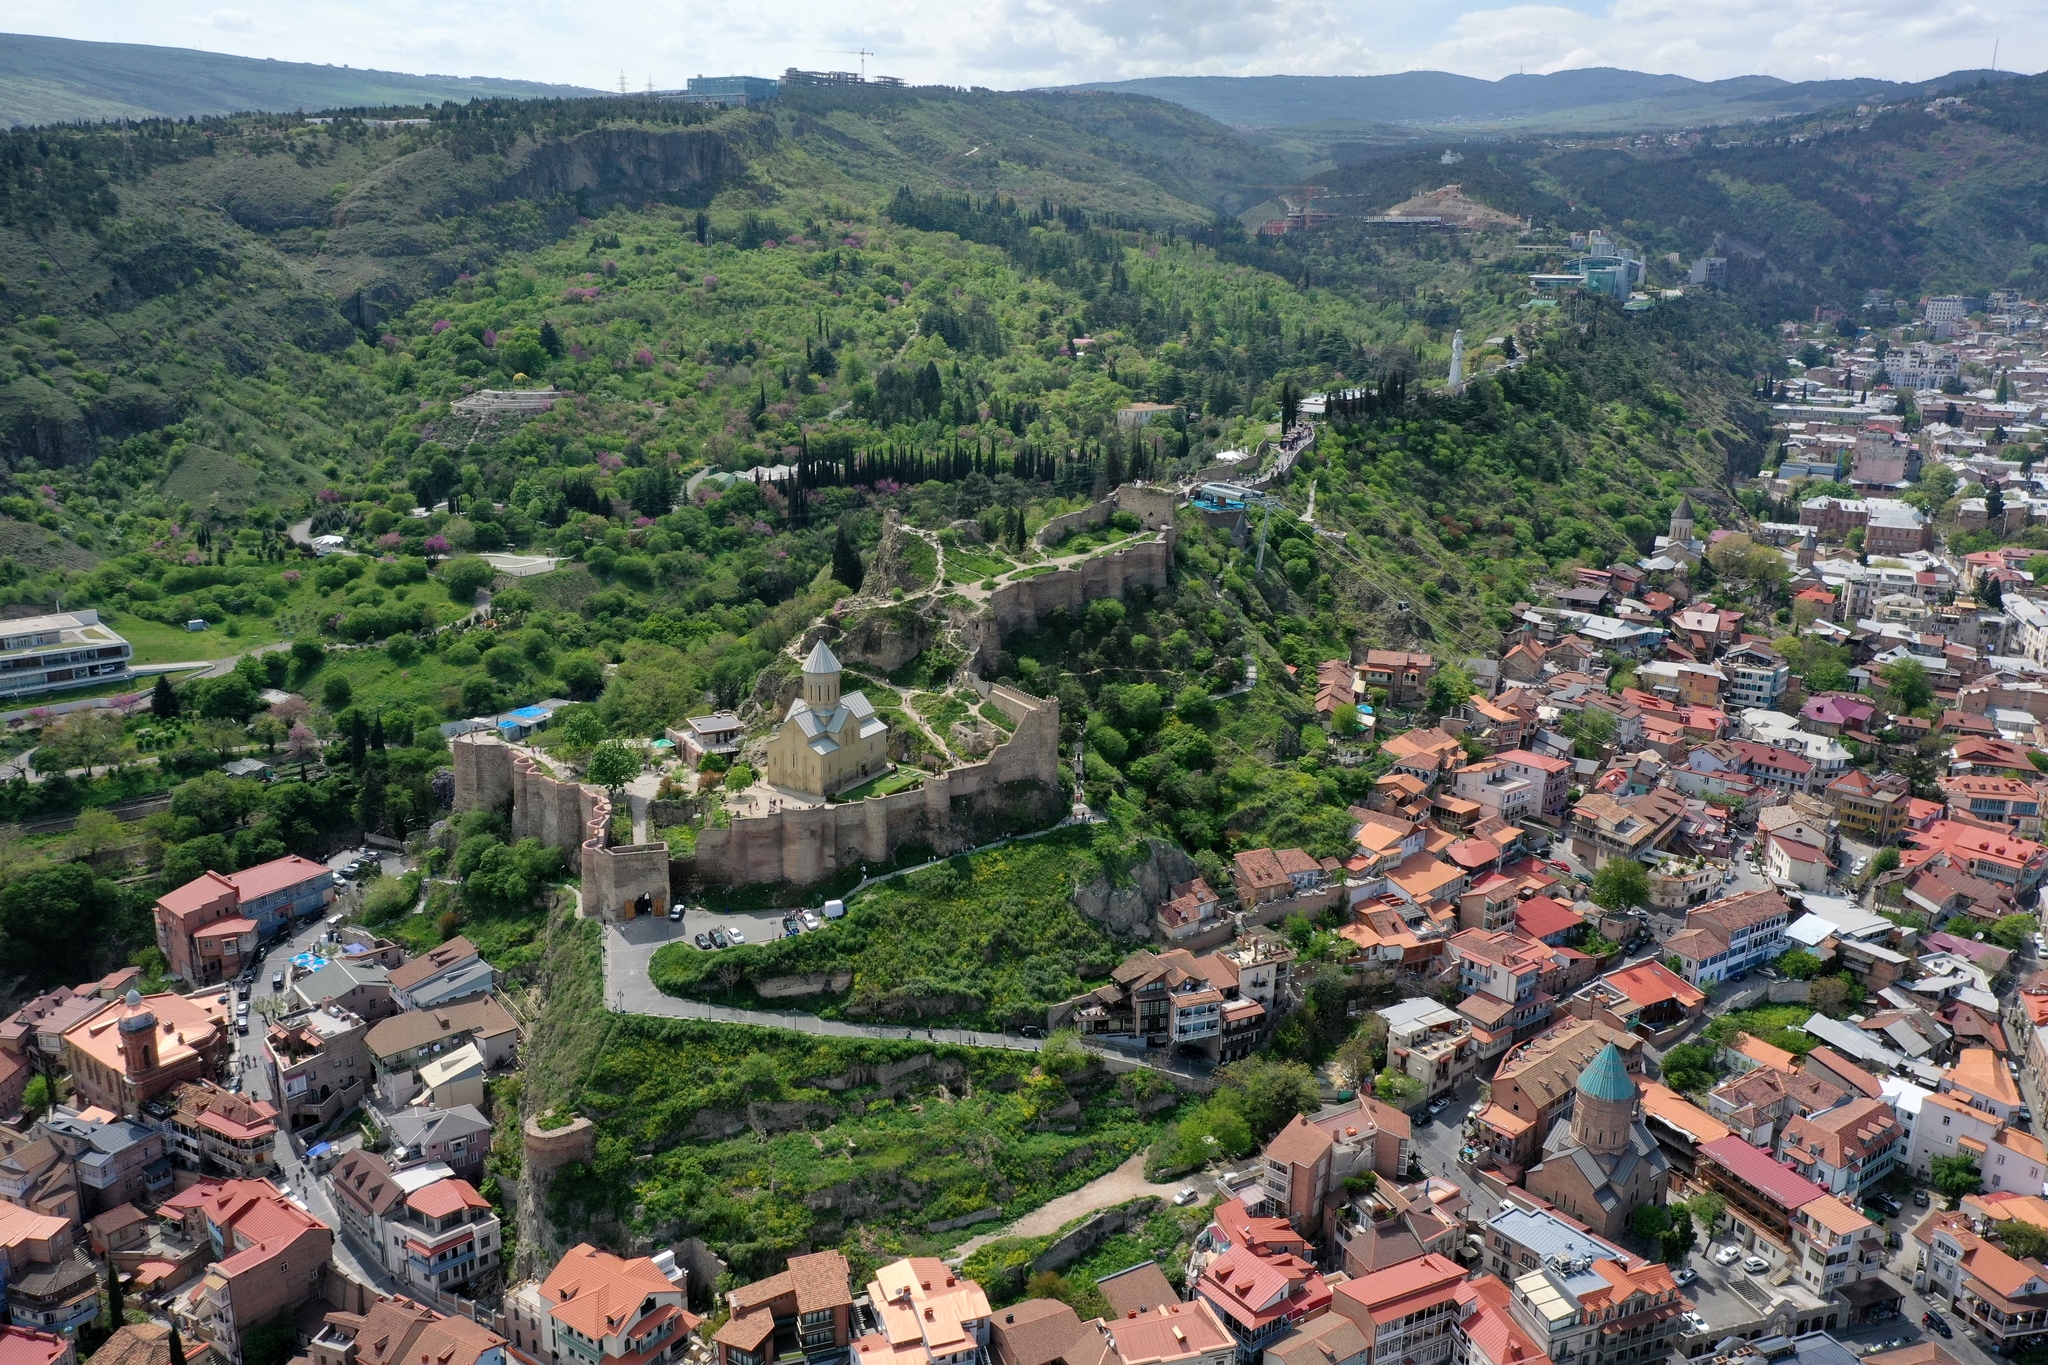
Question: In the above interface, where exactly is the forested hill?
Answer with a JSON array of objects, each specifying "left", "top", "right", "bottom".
[
  {"left": 1059, "top": 67, "right": 2017, "bottom": 133},
  {"left": 0, "top": 33, "right": 604, "bottom": 128}
]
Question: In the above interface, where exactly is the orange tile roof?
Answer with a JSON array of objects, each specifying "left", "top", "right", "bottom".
[
  {"left": 405, "top": 1179, "right": 492, "bottom": 1220},
  {"left": 542, "top": 1243, "right": 682, "bottom": 1340},
  {"left": 1730, "top": 1033, "right": 1799, "bottom": 1074},
  {"left": 1800, "top": 1194, "right": 1876, "bottom": 1237},
  {"left": 1637, "top": 1081, "right": 1732, "bottom": 1145},
  {"left": 1947, "top": 1048, "right": 2022, "bottom": 1108}
]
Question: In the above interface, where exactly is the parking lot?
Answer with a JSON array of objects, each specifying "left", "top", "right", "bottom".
[{"left": 630, "top": 901, "right": 839, "bottom": 952}]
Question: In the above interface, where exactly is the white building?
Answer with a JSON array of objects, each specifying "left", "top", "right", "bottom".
[
  {"left": 0, "top": 609, "right": 133, "bottom": 699},
  {"left": 1378, "top": 999, "right": 1475, "bottom": 1100}
]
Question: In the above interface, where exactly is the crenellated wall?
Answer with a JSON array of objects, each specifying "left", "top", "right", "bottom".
[
  {"left": 958, "top": 533, "right": 1175, "bottom": 673},
  {"left": 1033, "top": 482, "right": 1180, "bottom": 546},
  {"left": 451, "top": 734, "right": 670, "bottom": 919},
  {"left": 692, "top": 685, "right": 1064, "bottom": 886}
]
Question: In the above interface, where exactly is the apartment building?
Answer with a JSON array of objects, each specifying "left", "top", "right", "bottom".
[
  {"left": 854, "top": 1260, "right": 991, "bottom": 1365},
  {"left": 155, "top": 857, "right": 335, "bottom": 986},
  {"left": 1722, "top": 645, "right": 1791, "bottom": 709},
  {"left": 1480, "top": 1204, "right": 1627, "bottom": 1287},
  {"left": 1566, "top": 789, "right": 1685, "bottom": 868},
  {"left": 1694, "top": 1136, "right": 1830, "bottom": 1266},
  {"left": 263, "top": 1004, "right": 371, "bottom": 1136},
  {"left": 1328, "top": 1254, "right": 1466, "bottom": 1365},
  {"left": 1906, "top": 1091, "right": 2046, "bottom": 1192},
  {"left": 1495, "top": 750, "right": 1572, "bottom": 819},
  {"left": 1779, "top": 1098, "right": 1904, "bottom": 1201},
  {"left": 1789, "top": 1196, "right": 1884, "bottom": 1301},
  {"left": 1504, "top": 1255, "right": 1684, "bottom": 1365},
  {"left": 1661, "top": 889, "right": 1792, "bottom": 986},
  {"left": 175, "top": 1180, "right": 334, "bottom": 1365},
  {"left": 506, "top": 1243, "right": 695, "bottom": 1365},
  {"left": 1827, "top": 769, "right": 1909, "bottom": 843},
  {"left": 0, "top": 1131, "right": 82, "bottom": 1228},
  {"left": 1376, "top": 1000, "right": 1473, "bottom": 1101},
  {"left": 1257, "top": 1100, "right": 1413, "bottom": 1240},
  {"left": 713, "top": 1251, "right": 854, "bottom": 1365}
]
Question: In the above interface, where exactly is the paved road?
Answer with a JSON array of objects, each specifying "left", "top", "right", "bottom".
[{"left": 601, "top": 915, "right": 1212, "bottom": 1085}]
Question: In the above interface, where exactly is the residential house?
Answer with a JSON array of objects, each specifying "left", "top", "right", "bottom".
[
  {"left": 1723, "top": 645, "right": 1791, "bottom": 709},
  {"left": 1326, "top": 1255, "right": 1466, "bottom": 1365},
  {"left": 1496, "top": 751, "right": 1571, "bottom": 820},
  {"left": 1766, "top": 831, "right": 1833, "bottom": 891},
  {"left": 711, "top": 1251, "right": 853, "bottom": 1365},
  {"left": 147, "top": 1082, "right": 278, "bottom": 1181},
  {"left": 1562, "top": 962, "right": 1706, "bottom": 1037},
  {"left": 1779, "top": 1099, "right": 1905, "bottom": 1201},
  {"left": 1361, "top": 652, "right": 1436, "bottom": 707},
  {"left": 507, "top": 1243, "right": 695, "bottom": 1365},
  {"left": 287, "top": 961, "right": 395, "bottom": 1023},
  {"left": 1263, "top": 1313, "right": 1367, "bottom": 1365},
  {"left": 387, "top": 939, "right": 497, "bottom": 1013},
  {"left": 1914, "top": 1212, "right": 2048, "bottom": 1353},
  {"left": 1789, "top": 1197, "right": 1887, "bottom": 1305},
  {"left": 1566, "top": 790, "right": 1684, "bottom": 868},
  {"left": 1827, "top": 769, "right": 1909, "bottom": 843},
  {"left": 1942, "top": 1049, "right": 2024, "bottom": 1122},
  {"left": 0, "top": 1131, "right": 82, "bottom": 1228},
  {"left": 0, "top": 1204, "right": 96, "bottom": 1336},
  {"left": 0, "top": 1328, "right": 73, "bottom": 1365},
  {"left": 32, "top": 1109, "right": 170, "bottom": 1217},
  {"left": 1377, "top": 1001, "right": 1472, "bottom": 1101},
  {"left": 382, "top": 1108, "right": 491, "bottom": 1185},
  {"left": 1907, "top": 1091, "right": 2046, "bottom": 1192},
  {"left": 363, "top": 998, "right": 520, "bottom": 1108},
  {"left": 300, "top": 1295, "right": 506, "bottom": 1365},
  {"left": 174, "top": 1179, "right": 333, "bottom": 1365}
]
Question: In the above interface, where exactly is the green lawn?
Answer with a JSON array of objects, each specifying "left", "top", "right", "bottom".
[
  {"left": 112, "top": 615, "right": 284, "bottom": 666},
  {"left": 831, "top": 767, "right": 924, "bottom": 802}
]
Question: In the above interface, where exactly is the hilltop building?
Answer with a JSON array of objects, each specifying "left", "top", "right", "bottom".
[{"left": 763, "top": 642, "right": 889, "bottom": 798}]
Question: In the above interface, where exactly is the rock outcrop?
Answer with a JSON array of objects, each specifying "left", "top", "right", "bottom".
[
  {"left": 868, "top": 510, "right": 930, "bottom": 593},
  {"left": 1072, "top": 838, "right": 1197, "bottom": 936}
]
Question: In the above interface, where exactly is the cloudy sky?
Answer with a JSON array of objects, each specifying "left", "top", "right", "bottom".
[{"left": 15, "top": 0, "right": 2037, "bottom": 91}]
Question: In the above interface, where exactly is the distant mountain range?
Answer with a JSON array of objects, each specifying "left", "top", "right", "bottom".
[
  {"left": 1054, "top": 67, "right": 2023, "bottom": 132},
  {"left": 0, "top": 32, "right": 604, "bottom": 128}
]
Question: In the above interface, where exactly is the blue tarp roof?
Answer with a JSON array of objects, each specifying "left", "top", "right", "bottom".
[
  {"left": 306, "top": 1142, "right": 332, "bottom": 1157},
  {"left": 507, "top": 705, "right": 551, "bottom": 722}
]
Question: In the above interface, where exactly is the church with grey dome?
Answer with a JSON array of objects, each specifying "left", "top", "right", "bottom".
[{"left": 1523, "top": 1041, "right": 1669, "bottom": 1239}]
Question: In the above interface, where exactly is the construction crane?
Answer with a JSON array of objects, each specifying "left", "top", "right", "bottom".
[{"left": 825, "top": 48, "right": 876, "bottom": 80}]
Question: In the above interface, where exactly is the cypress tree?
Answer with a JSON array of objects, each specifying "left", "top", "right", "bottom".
[
  {"left": 170, "top": 1325, "right": 187, "bottom": 1365},
  {"left": 151, "top": 674, "right": 181, "bottom": 719},
  {"left": 831, "top": 525, "right": 865, "bottom": 592}
]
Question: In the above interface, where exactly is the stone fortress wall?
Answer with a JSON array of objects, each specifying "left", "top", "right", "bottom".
[
  {"left": 451, "top": 733, "right": 671, "bottom": 920},
  {"left": 692, "top": 684, "right": 1062, "bottom": 886}
]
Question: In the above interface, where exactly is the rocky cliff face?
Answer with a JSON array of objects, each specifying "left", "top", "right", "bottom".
[
  {"left": 1073, "top": 838, "right": 1197, "bottom": 936},
  {"left": 868, "top": 510, "right": 930, "bottom": 594},
  {"left": 825, "top": 605, "right": 934, "bottom": 673}
]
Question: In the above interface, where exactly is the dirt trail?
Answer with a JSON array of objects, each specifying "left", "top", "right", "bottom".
[{"left": 948, "top": 1152, "right": 1189, "bottom": 1262}]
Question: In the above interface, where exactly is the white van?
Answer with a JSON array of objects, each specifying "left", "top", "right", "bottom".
[{"left": 822, "top": 899, "right": 846, "bottom": 920}]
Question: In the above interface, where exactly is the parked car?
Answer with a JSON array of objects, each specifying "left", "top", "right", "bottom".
[
  {"left": 1924, "top": 1312, "right": 1952, "bottom": 1339},
  {"left": 1673, "top": 1269, "right": 1698, "bottom": 1288},
  {"left": 1714, "top": 1246, "right": 1743, "bottom": 1266},
  {"left": 1173, "top": 1187, "right": 1200, "bottom": 1206},
  {"left": 710, "top": 929, "right": 729, "bottom": 949},
  {"left": 1742, "top": 1256, "right": 1769, "bottom": 1273},
  {"left": 235, "top": 1019, "right": 248, "bottom": 1036},
  {"left": 1427, "top": 1097, "right": 1450, "bottom": 1115},
  {"left": 802, "top": 911, "right": 821, "bottom": 930},
  {"left": 271, "top": 971, "right": 284, "bottom": 991},
  {"left": 694, "top": 933, "right": 712, "bottom": 950},
  {"left": 668, "top": 903, "right": 684, "bottom": 921},
  {"left": 1913, "top": 1190, "right": 1931, "bottom": 1208},
  {"left": 1870, "top": 1193, "right": 1904, "bottom": 1217},
  {"left": 727, "top": 928, "right": 747, "bottom": 945},
  {"left": 1019, "top": 1025, "right": 1045, "bottom": 1039}
]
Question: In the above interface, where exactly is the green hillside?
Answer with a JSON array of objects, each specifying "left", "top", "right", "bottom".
[{"left": 0, "top": 32, "right": 602, "bottom": 128}]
